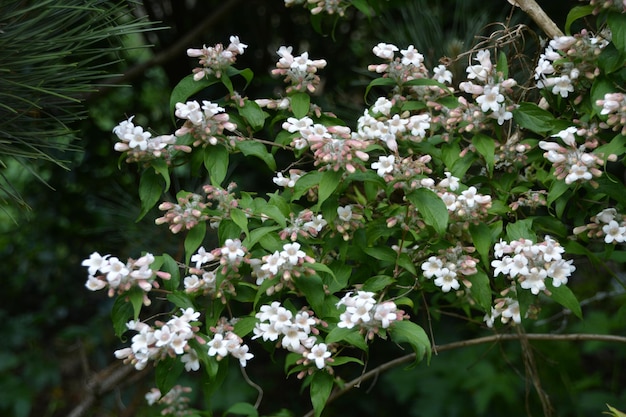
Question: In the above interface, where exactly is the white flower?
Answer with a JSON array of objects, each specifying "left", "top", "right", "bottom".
[
  {"left": 221, "top": 239, "right": 245, "bottom": 262},
  {"left": 421, "top": 256, "right": 443, "bottom": 278},
  {"left": 400, "top": 45, "right": 424, "bottom": 66},
  {"left": 281, "top": 325, "right": 308, "bottom": 351},
  {"left": 208, "top": 333, "right": 229, "bottom": 357},
  {"left": 82, "top": 252, "right": 109, "bottom": 275},
  {"left": 433, "top": 268, "right": 460, "bottom": 292},
  {"left": 181, "top": 350, "right": 200, "bottom": 371},
  {"left": 372, "top": 42, "right": 399, "bottom": 60},
  {"left": 261, "top": 251, "right": 285, "bottom": 275},
  {"left": 374, "top": 302, "right": 397, "bottom": 328},
  {"left": 191, "top": 246, "right": 215, "bottom": 269},
  {"left": 227, "top": 35, "right": 247, "bottom": 54},
  {"left": 433, "top": 64, "right": 452, "bottom": 84},
  {"left": 372, "top": 97, "right": 392, "bottom": 116},
  {"left": 520, "top": 267, "right": 547, "bottom": 295},
  {"left": 307, "top": 343, "right": 331, "bottom": 369},
  {"left": 551, "top": 75, "right": 575, "bottom": 98},
  {"left": 603, "top": 220, "right": 626, "bottom": 243},
  {"left": 476, "top": 84, "right": 505, "bottom": 113},
  {"left": 371, "top": 155, "right": 395, "bottom": 177},
  {"left": 280, "top": 242, "right": 306, "bottom": 265},
  {"left": 552, "top": 126, "right": 578, "bottom": 147},
  {"left": 337, "top": 205, "right": 353, "bottom": 222},
  {"left": 230, "top": 344, "right": 253, "bottom": 367}
]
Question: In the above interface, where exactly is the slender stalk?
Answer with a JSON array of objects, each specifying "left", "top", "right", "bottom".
[
  {"left": 302, "top": 332, "right": 626, "bottom": 417},
  {"left": 507, "top": 0, "right": 564, "bottom": 39}
]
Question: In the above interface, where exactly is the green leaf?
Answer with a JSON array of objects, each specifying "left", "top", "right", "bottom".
[
  {"left": 546, "top": 281, "right": 582, "bottom": 319},
  {"left": 291, "top": 92, "right": 311, "bottom": 119},
  {"left": 160, "top": 253, "right": 180, "bottom": 291},
  {"left": 351, "top": 0, "right": 373, "bottom": 16},
  {"left": 361, "top": 246, "right": 397, "bottom": 263},
  {"left": 325, "top": 326, "right": 368, "bottom": 351},
  {"left": 237, "top": 140, "right": 276, "bottom": 171},
  {"left": 362, "top": 275, "right": 396, "bottom": 292},
  {"left": 233, "top": 316, "right": 258, "bottom": 337},
  {"left": 230, "top": 208, "right": 249, "bottom": 237},
  {"left": 169, "top": 73, "right": 220, "bottom": 116},
  {"left": 293, "top": 171, "right": 323, "bottom": 200},
  {"left": 225, "top": 403, "right": 259, "bottom": 417},
  {"left": 295, "top": 275, "right": 326, "bottom": 315},
  {"left": 404, "top": 78, "right": 452, "bottom": 93},
  {"left": 151, "top": 159, "right": 171, "bottom": 193},
  {"left": 607, "top": 12, "right": 626, "bottom": 54},
  {"left": 364, "top": 77, "right": 396, "bottom": 101},
  {"left": 512, "top": 102, "right": 557, "bottom": 134},
  {"left": 238, "top": 101, "right": 268, "bottom": 131},
  {"left": 137, "top": 168, "right": 164, "bottom": 221},
  {"left": 317, "top": 170, "right": 343, "bottom": 207},
  {"left": 155, "top": 355, "right": 185, "bottom": 396},
  {"left": 111, "top": 296, "right": 134, "bottom": 338},
  {"left": 128, "top": 287, "right": 144, "bottom": 321},
  {"left": 330, "top": 356, "right": 364, "bottom": 367},
  {"left": 547, "top": 179, "right": 570, "bottom": 207},
  {"left": 605, "top": 404, "right": 626, "bottom": 417},
  {"left": 310, "top": 371, "right": 334, "bottom": 417},
  {"left": 468, "top": 270, "right": 492, "bottom": 313},
  {"left": 389, "top": 320, "right": 431, "bottom": 364},
  {"left": 167, "top": 292, "right": 196, "bottom": 310},
  {"left": 407, "top": 188, "right": 449, "bottom": 235},
  {"left": 204, "top": 145, "right": 229, "bottom": 185},
  {"left": 506, "top": 219, "right": 535, "bottom": 241},
  {"left": 496, "top": 51, "right": 508, "bottom": 79},
  {"left": 469, "top": 222, "right": 493, "bottom": 267},
  {"left": 184, "top": 225, "right": 206, "bottom": 264},
  {"left": 564, "top": 5, "right": 595, "bottom": 35},
  {"left": 472, "top": 134, "right": 495, "bottom": 176}
]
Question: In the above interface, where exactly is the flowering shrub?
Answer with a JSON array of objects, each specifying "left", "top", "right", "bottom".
[{"left": 81, "top": 1, "right": 626, "bottom": 415}]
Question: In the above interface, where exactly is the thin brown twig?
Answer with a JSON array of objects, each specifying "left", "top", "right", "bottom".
[
  {"left": 302, "top": 332, "right": 626, "bottom": 417},
  {"left": 507, "top": 0, "right": 564, "bottom": 39}
]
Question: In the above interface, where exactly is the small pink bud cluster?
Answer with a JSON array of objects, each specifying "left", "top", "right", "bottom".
[
  {"left": 82, "top": 252, "right": 170, "bottom": 303},
  {"left": 535, "top": 31, "right": 609, "bottom": 99},
  {"left": 203, "top": 182, "right": 240, "bottom": 228},
  {"left": 336, "top": 291, "right": 405, "bottom": 339},
  {"left": 509, "top": 190, "right": 548, "bottom": 211},
  {"left": 174, "top": 100, "right": 237, "bottom": 148},
  {"left": 187, "top": 35, "right": 247, "bottom": 81},
  {"left": 539, "top": 126, "right": 605, "bottom": 186},
  {"left": 421, "top": 245, "right": 480, "bottom": 293},
  {"left": 484, "top": 296, "right": 522, "bottom": 327},
  {"left": 491, "top": 237, "right": 575, "bottom": 296},
  {"left": 207, "top": 318, "right": 253, "bottom": 367},
  {"left": 334, "top": 204, "right": 365, "bottom": 241},
  {"left": 114, "top": 308, "right": 202, "bottom": 370},
  {"left": 573, "top": 208, "right": 626, "bottom": 244},
  {"left": 156, "top": 193, "right": 208, "bottom": 234},
  {"left": 279, "top": 209, "right": 328, "bottom": 241},
  {"left": 494, "top": 133, "right": 531, "bottom": 172},
  {"left": 458, "top": 50, "right": 516, "bottom": 126},
  {"left": 113, "top": 116, "right": 182, "bottom": 163},
  {"left": 145, "top": 385, "right": 193, "bottom": 417},
  {"left": 272, "top": 46, "right": 327, "bottom": 93},
  {"left": 283, "top": 116, "right": 370, "bottom": 173},
  {"left": 597, "top": 92, "right": 626, "bottom": 136},
  {"left": 250, "top": 242, "right": 316, "bottom": 294}
]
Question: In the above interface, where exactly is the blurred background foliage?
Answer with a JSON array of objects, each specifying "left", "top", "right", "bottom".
[{"left": 1, "top": 0, "right": 625, "bottom": 416}]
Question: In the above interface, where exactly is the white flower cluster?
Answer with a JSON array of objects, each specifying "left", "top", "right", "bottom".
[
  {"left": 458, "top": 50, "right": 516, "bottom": 125},
  {"left": 574, "top": 208, "right": 626, "bottom": 244},
  {"left": 439, "top": 185, "right": 492, "bottom": 221},
  {"left": 491, "top": 236, "right": 576, "bottom": 295},
  {"left": 82, "top": 252, "right": 169, "bottom": 302},
  {"left": 535, "top": 33, "right": 609, "bottom": 98},
  {"left": 253, "top": 242, "right": 311, "bottom": 283},
  {"left": 484, "top": 296, "right": 522, "bottom": 327},
  {"left": 114, "top": 308, "right": 200, "bottom": 371},
  {"left": 597, "top": 92, "right": 626, "bottom": 136},
  {"left": 273, "top": 169, "right": 304, "bottom": 188},
  {"left": 421, "top": 245, "right": 479, "bottom": 293},
  {"left": 336, "top": 291, "right": 400, "bottom": 331},
  {"left": 272, "top": 46, "right": 327, "bottom": 93},
  {"left": 539, "top": 126, "right": 604, "bottom": 185},
  {"left": 279, "top": 209, "right": 328, "bottom": 241},
  {"left": 187, "top": 35, "right": 247, "bottom": 81},
  {"left": 358, "top": 97, "right": 432, "bottom": 152},
  {"left": 252, "top": 302, "right": 331, "bottom": 369},
  {"left": 207, "top": 329, "right": 254, "bottom": 367},
  {"left": 113, "top": 116, "right": 177, "bottom": 161},
  {"left": 145, "top": 385, "right": 192, "bottom": 417},
  {"left": 174, "top": 100, "right": 236, "bottom": 147}
]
